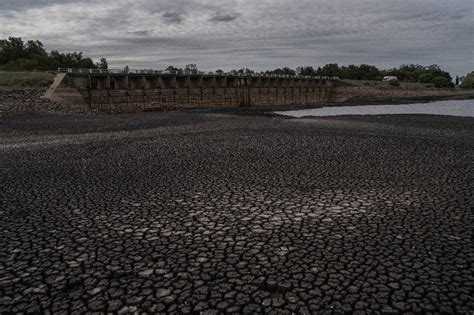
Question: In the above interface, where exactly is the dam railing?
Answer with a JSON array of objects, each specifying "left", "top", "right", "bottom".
[{"left": 57, "top": 68, "right": 340, "bottom": 81}]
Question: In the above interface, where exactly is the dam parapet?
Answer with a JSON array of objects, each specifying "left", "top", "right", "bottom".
[{"left": 45, "top": 68, "right": 341, "bottom": 113}]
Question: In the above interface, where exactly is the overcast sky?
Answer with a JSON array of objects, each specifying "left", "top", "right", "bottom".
[{"left": 1, "top": 0, "right": 473, "bottom": 75}]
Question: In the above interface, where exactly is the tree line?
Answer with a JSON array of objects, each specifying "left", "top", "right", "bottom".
[
  {"left": 459, "top": 71, "right": 474, "bottom": 89},
  {"left": 167, "top": 63, "right": 467, "bottom": 88},
  {"left": 218, "top": 64, "right": 456, "bottom": 88},
  {"left": 0, "top": 37, "right": 108, "bottom": 71},
  {"left": 2, "top": 37, "right": 473, "bottom": 89}
]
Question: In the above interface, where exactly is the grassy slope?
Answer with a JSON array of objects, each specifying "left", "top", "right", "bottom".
[
  {"left": 0, "top": 71, "right": 55, "bottom": 90},
  {"left": 343, "top": 79, "right": 437, "bottom": 89}
]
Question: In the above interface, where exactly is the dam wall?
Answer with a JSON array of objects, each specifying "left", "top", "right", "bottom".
[{"left": 45, "top": 70, "right": 341, "bottom": 113}]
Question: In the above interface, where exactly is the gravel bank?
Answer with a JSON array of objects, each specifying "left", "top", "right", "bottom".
[
  {"left": 0, "top": 89, "right": 95, "bottom": 114},
  {"left": 0, "top": 112, "right": 473, "bottom": 313}
]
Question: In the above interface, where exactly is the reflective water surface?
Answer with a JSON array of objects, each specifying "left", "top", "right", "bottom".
[{"left": 275, "top": 100, "right": 474, "bottom": 118}]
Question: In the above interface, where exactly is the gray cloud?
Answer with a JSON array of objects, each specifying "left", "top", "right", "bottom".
[
  {"left": 0, "top": 0, "right": 81, "bottom": 10},
  {"left": 129, "top": 30, "right": 152, "bottom": 37},
  {"left": 162, "top": 11, "right": 183, "bottom": 24},
  {"left": 0, "top": 0, "right": 472, "bottom": 76},
  {"left": 209, "top": 11, "right": 241, "bottom": 22}
]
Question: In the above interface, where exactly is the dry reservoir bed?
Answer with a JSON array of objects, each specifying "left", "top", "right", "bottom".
[{"left": 0, "top": 110, "right": 473, "bottom": 314}]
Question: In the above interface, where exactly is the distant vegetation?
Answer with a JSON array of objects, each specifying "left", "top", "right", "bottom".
[
  {"left": 460, "top": 71, "right": 474, "bottom": 89},
  {"left": 169, "top": 63, "right": 461, "bottom": 88},
  {"left": 221, "top": 64, "right": 455, "bottom": 88},
  {"left": 0, "top": 37, "right": 107, "bottom": 71},
  {"left": 3, "top": 37, "right": 473, "bottom": 90},
  {"left": 383, "top": 64, "right": 453, "bottom": 88}
]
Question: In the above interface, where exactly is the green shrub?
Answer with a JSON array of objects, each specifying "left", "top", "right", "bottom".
[
  {"left": 418, "top": 73, "right": 433, "bottom": 83},
  {"left": 432, "top": 76, "right": 454, "bottom": 88}
]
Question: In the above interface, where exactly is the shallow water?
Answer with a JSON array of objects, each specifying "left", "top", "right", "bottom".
[{"left": 275, "top": 99, "right": 474, "bottom": 118}]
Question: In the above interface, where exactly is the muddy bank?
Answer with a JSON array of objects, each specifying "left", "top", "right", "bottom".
[
  {"left": 331, "top": 92, "right": 474, "bottom": 107},
  {"left": 330, "top": 85, "right": 474, "bottom": 106}
]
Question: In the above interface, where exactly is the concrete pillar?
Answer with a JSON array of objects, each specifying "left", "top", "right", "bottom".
[
  {"left": 71, "top": 75, "right": 90, "bottom": 89},
  {"left": 129, "top": 76, "right": 145, "bottom": 89},
  {"left": 176, "top": 76, "right": 190, "bottom": 88},
  {"left": 144, "top": 76, "right": 160, "bottom": 89},
  {"left": 93, "top": 76, "right": 109, "bottom": 90},
  {"left": 216, "top": 77, "right": 227, "bottom": 88},
  {"left": 190, "top": 76, "right": 202, "bottom": 88},
  {"left": 203, "top": 77, "right": 216, "bottom": 88},
  {"left": 251, "top": 78, "right": 261, "bottom": 87},
  {"left": 160, "top": 76, "right": 176, "bottom": 89}
]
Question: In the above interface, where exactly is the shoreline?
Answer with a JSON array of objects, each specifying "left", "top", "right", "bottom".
[
  {"left": 1, "top": 87, "right": 474, "bottom": 115},
  {"left": 192, "top": 93, "right": 474, "bottom": 115},
  {"left": 328, "top": 93, "right": 474, "bottom": 107}
]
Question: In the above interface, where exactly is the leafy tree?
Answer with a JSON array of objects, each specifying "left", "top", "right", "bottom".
[
  {"left": 0, "top": 37, "right": 106, "bottom": 70},
  {"left": 0, "top": 37, "right": 27, "bottom": 63},
  {"left": 184, "top": 64, "right": 198, "bottom": 74},
  {"left": 358, "top": 64, "right": 381, "bottom": 80},
  {"left": 244, "top": 68, "right": 255, "bottom": 74},
  {"left": 340, "top": 65, "right": 359, "bottom": 79},
  {"left": 432, "top": 76, "right": 454, "bottom": 88},
  {"left": 231, "top": 68, "right": 255, "bottom": 75},
  {"left": 266, "top": 67, "right": 296, "bottom": 76},
  {"left": 25, "top": 40, "right": 48, "bottom": 60},
  {"left": 460, "top": 71, "right": 474, "bottom": 89},
  {"left": 97, "top": 58, "right": 108, "bottom": 69},
  {"left": 165, "top": 65, "right": 180, "bottom": 73},
  {"left": 296, "top": 66, "right": 315, "bottom": 76},
  {"left": 280, "top": 67, "right": 296, "bottom": 75},
  {"left": 418, "top": 73, "right": 433, "bottom": 84},
  {"left": 48, "top": 51, "right": 95, "bottom": 69},
  {"left": 382, "top": 64, "right": 452, "bottom": 84},
  {"left": 340, "top": 64, "right": 381, "bottom": 80},
  {"left": 316, "top": 64, "right": 342, "bottom": 77}
]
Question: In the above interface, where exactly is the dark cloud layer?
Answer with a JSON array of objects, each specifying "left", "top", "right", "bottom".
[
  {"left": 162, "top": 11, "right": 184, "bottom": 24},
  {"left": 209, "top": 11, "right": 241, "bottom": 22},
  {"left": 0, "top": 0, "right": 472, "bottom": 76}
]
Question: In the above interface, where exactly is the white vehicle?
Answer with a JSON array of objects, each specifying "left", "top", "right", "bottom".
[{"left": 383, "top": 76, "right": 398, "bottom": 81}]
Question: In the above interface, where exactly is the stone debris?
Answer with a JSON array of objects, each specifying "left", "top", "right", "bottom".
[{"left": 0, "top": 89, "right": 94, "bottom": 114}]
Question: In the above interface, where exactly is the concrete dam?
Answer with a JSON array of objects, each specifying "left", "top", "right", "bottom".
[{"left": 45, "top": 69, "right": 341, "bottom": 113}]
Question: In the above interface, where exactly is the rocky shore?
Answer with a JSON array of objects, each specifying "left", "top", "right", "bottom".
[{"left": 0, "top": 89, "right": 95, "bottom": 114}]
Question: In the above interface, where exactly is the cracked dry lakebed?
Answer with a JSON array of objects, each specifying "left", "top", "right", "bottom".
[{"left": 0, "top": 108, "right": 473, "bottom": 314}]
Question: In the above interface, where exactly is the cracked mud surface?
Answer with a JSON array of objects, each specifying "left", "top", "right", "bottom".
[{"left": 0, "top": 111, "right": 473, "bottom": 314}]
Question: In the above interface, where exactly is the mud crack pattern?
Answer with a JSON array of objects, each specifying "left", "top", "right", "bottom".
[{"left": 0, "top": 112, "right": 473, "bottom": 314}]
